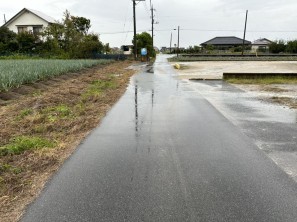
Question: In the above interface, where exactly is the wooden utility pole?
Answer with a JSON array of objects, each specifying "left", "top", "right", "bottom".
[
  {"left": 133, "top": 0, "right": 137, "bottom": 60},
  {"left": 3, "top": 14, "right": 7, "bottom": 24},
  {"left": 133, "top": 0, "right": 146, "bottom": 60},
  {"left": 242, "top": 10, "right": 248, "bottom": 56}
]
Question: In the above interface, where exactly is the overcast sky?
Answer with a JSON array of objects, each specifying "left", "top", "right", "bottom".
[{"left": 2, "top": 0, "right": 297, "bottom": 48}]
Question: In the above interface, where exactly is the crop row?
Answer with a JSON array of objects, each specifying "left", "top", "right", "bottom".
[{"left": 0, "top": 59, "right": 112, "bottom": 91}]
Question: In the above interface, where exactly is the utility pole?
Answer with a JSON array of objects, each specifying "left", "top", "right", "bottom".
[
  {"left": 151, "top": 5, "right": 154, "bottom": 49},
  {"left": 242, "top": 10, "right": 248, "bottom": 56},
  {"left": 133, "top": 0, "right": 146, "bottom": 60},
  {"left": 3, "top": 14, "right": 7, "bottom": 24},
  {"left": 177, "top": 26, "right": 180, "bottom": 57},
  {"left": 170, "top": 32, "right": 172, "bottom": 53},
  {"left": 150, "top": 3, "right": 158, "bottom": 54},
  {"left": 133, "top": 0, "right": 137, "bottom": 60}
]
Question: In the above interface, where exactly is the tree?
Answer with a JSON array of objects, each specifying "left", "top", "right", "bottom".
[
  {"left": 132, "top": 32, "right": 155, "bottom": 57},
  {"left": 71, "top": 16, "right": 91, "bottom": 35},
  {"left": 269, "top": 40, "right": 286, "bottom": 53},
  {"left": 40, "top": 10, "right": 103, "bottom": 58},
  {"left": 0, "top": 27, "right": 17, "bottom": 44},
  {"left": 103, "top": 43, "right": 111, "bottom": 54},
  {"left": 74, "top": 34, "right": 104, "bottom": 58},
  {"left": 0, "top": 26, "right": 17, "bottom": 53},
  {"left": 16, "top": 32, "right": 39, "bottom": 53},
  {"left": 286, "top": 40, "right": 297, "bottom": 53}
]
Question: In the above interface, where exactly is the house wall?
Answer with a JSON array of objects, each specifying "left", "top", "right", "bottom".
[
  {"left": 252, "top": 45, "right": 269, "bottom": 52},
  {"left": 6, "top": 11, "right": 49, "bottom": 33}
]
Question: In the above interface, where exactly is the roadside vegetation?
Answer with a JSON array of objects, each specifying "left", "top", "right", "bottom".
[
  {"left": 0, "top": 61, "right": 135, "bottom": 222},
  {"left": 226, "top": 77, "right": 297, "bottom": 85},
  {"left": 0, "top": 59, "right": 111, "bottom": 91}
]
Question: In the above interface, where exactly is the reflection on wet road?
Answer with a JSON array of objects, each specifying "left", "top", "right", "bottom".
[
  {"left": 186, "top": 80, "right": 297, "bottom": 181},
  {"left": 22, "top": 55, "right": 297, "bottom": 222}
]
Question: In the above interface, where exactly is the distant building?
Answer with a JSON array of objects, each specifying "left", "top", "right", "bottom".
[
  {"left": 121, "top": 45, "right": 133, "bottom": 55},
  {"left": 4, "top": 8, "right": 56, "bottom": 35},
  {"left": 201, "top": 36, "right": 251, "bottom": 50},
  {"left": 252, "top": 38, "right": 273, "bottom": 52}
]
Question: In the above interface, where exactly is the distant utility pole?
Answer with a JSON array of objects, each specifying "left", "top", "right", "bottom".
[
  {"left": 242, "top": 10, "right": 248, "bottom": 56},
  {"left": 3, "top": 14, "right": 7, "bottom": 24},
  {"left": 150, "top": 4, "right": 158, "bottom": 52},
  {"left": 133, "top": 0, "right": 146, "bottom": 60},
  {"left": 151, "top": 5, "right": 155, "bottom": 49},
  {"left": 170, "top": 32, "right": 172, "bottom": 53},
  {"left": 177, "top": 26, "right": 180, "bottom": 57}
]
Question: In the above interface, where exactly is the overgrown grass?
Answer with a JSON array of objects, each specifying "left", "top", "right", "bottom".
[
  {"left": 82, "top": 76, "right": 118, "bottom": 100},
  {"left": 0, "top": 59, "right": 112, "bottom": 91},
  {"left": 0, "top": 136, "right": 56, "bottom": 156},
  {"left": 226, "top": 77, "right": 297, "bottom": 84}
]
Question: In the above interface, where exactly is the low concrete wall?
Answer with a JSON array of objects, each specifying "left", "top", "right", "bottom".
[{"left": 223, "top": 72, "right": 297, "bottom": 79}]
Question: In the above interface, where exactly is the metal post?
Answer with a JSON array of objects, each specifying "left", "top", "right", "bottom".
[
  {"left": 133, "top": 0, "right": 137, "bottom": 60},
  {"left": 242, "top": 10, "right": 248, "bottom": 56}
]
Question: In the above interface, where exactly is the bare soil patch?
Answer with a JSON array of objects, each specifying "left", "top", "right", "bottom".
[
  {"left": 234, "top": 84, "right": 297, "bottom": 110},
  {"left": 0, "top": 61, "right": 136, "bottom": 222},
  {"left": 268, "top": 97, "right": 297, "bottom": 109}
]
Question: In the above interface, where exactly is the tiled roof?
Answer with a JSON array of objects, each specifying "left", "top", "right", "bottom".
[
  {"left": 201, "top": 36, "right": 251, "bottom": 46},
  {"left": 252, "top": 38, "right": 273, "bottom": 45}
]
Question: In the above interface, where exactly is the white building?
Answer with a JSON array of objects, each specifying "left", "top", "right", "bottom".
[
  {"left": 4, "top": 8, "right": 56, "bottom": 35},
  {"left": 252, "top": 38, "right": 273, "bottom": 52}
]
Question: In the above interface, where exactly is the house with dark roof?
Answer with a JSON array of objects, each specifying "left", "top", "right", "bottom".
[
  {"left": 4, "top": 8, "right": 56, "bottom": 35},
  {"left": 201, "top": 36, "right": 251, "bottom": 50},
  {"left": 252, "top": 38, "right": 273, "bottom": 52}
]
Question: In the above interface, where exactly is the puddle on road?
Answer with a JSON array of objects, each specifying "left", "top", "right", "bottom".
[
  {"left": 186, "top": 80, "right": 297, "bottom": 124},
  {"left": 184, "top": 79, "right": 297, "bottom": 182}
]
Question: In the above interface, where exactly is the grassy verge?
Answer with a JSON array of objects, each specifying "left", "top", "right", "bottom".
[
  {"left": 0, "top": 60, "right": 135, "bottom": 222},
  {"left": 226, "top": 77, "right": 297, "bottom": 84}
]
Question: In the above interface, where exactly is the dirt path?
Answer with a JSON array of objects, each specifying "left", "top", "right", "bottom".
[{"left": 0, "top": 61, "right": 136, "bottom": 222}]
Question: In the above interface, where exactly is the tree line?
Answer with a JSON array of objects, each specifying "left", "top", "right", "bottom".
[{"left": 269, "top": 40, "right": 297, "bottom": 54}]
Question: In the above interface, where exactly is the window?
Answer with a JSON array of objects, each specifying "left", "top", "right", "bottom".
[
  {"left": 33, "top": 26, "right": 42, "bottom": 35},
  {"left": 17, "top": 26, "right": 27, "bottom": 33}
]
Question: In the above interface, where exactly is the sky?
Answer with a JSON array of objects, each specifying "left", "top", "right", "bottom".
[{"left": 1, "top": 0, "right": 297, "bottom": 48}]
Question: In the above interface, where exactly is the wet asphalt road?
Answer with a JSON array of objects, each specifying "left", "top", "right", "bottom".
[{"left": 21, "top": 55, "right": 297, "bottom": 222}]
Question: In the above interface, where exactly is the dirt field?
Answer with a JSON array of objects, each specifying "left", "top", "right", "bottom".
[
  {"left": 0, "top": 61, "right": 136, "bottom": 222},
  {"left": 172, "top": 61, "right": 297, "bottom": 80}
]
